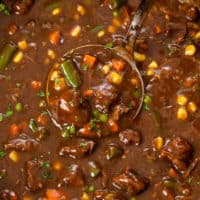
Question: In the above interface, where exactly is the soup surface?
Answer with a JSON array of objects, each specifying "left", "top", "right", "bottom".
[{"left": 1, "top": 0, "right": 200, "bottom": 199}]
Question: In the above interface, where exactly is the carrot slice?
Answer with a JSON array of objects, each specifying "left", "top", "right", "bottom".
[
  {"left": 9, "top": 124, "right": 21, "bottom": 137},
  {"left": 46, "top": 189, "right": 65, "bottom": 200},
  {"left": 112, "top": 58, "right": 126, "bottom": 71},
  {"left": 83, "top": 54, "right": 96, "bottom": 68},
  {"left": 49, "top": 31, "right": 61, "bottom": 45},
  {"left": 107, "top": 119, "right": 119, "bottom": 133}
]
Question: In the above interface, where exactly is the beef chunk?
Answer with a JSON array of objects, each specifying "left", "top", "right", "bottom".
[
  {"left": 94, "top": 189, "right": 126, "bottom": 200},
  {"left": 112, "top": 169, "right": 148, "bottom": 195},
  {"left": 58, "top": 164, "right": 84, "bottom": 187},
  {"left": 0, "top": 189, "right": 18, "bottom": 200},
  {"left": 50, "top": 90, "right": 89, "bottom": 128},
  {"left": 90, "top": 82, "right": 117, "bottom": 113},
  {"left": 160, "top": 136, "right": 193, "bottom": 171},
  {"left": 59, "top": 139, "right": 95, "bottom": 158},
  {"left": 26, "top": 159, "right": 50, "bottom": 191},
  {"left": 4, "top": 134, "right": 39, "bottom": 152},
  {"left": 119, "top": 129, "right": 141, "bottom": 145}
]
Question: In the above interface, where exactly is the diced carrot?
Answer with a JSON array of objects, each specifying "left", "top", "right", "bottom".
[
  {"left": 168, "top": 168, "right": 178, "bottom": 178},
  {"left": 107, "top": 119, "right": 119, "bottom": 133},
  {"left": 31, "top": 80, "right": 42, "bottom": 89},
  {"left": 37, "top": 114, "right": 47, "bottom": 126},
  {"left": 83, "top": 54, "right": 96, "bottom": 68},
  {"left": 49, "top": 31, "right": 61, "bottom": 45},
  {"left": 83, "top": 89, "right": 94, "bottom": 97},
  {"left": 154, "top": 25, "right": 162, "bottom": 34},
  {"left": 46, "top": 189, "right": 65, "bottom": 200},
  {"left": 9, "top": 124, "right": 21, "bottom": 137},
  {"left": 112, "top": 58, "right": 126, "bottom": 71}
]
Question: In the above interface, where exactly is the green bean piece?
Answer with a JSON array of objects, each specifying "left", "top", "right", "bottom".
[
  {"left": 0, "top": 42, "right": 17, "bottom": 71},
  {"left": 60, "top": 59, "right": 81, "bottom": 88},
  {"left": 109, "top": 0, "right": 127, "bottom": 9}
]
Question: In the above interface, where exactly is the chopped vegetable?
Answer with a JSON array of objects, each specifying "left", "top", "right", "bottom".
[
  {"left": 15, "top": 102, "right": 23, "bottom": 112},
  {"left": 41, "top": 161, "right": 51, "bottom": 168},
  {"left": 112, "top": 58, "right": 126, "bottom": 71},
  {"left": 49, "top": 31, "right": 61, "bottom": 45},
  {"left": 185, "top": 44, "right": 196, "bottom": 56},
  {"left": 105, "top": 42, "right": 114, "bottom": 48},
  {"left": 60, "top": 59, "right": 81, "bottom": 88},
  {"left": 0, "top": 3, "right": 10, "bottom": 16},
  {"left": 71, "top": 25, "right": 81, "bottom": 37},
  {"left": 134, "top": 52, "right": 146, "bottom": 62},
  {"left": 0, "top": 42, "right": 17, "bottom": 71},
  {"left": 29, "top": 119, "right": 38, "bottom": 133},
  {"left": 42, "top": 171, "right": 51, "bottom": 179},
  {"left": 9, "top": 150, "right": 19, "bottom": 162},
  {"left": 0, "top": 150, "right": 6, "bottom": 159},
  {"left": 109, "top": 71, "right": 123, "bottom": 85},
  {"left": 177, "top": 107, "right": 188, "bottom": 120},
  {"left": 83, "top": 54, "right": 96, "bottom": 68},
  {"left": 176, "top": 95, "right": 188, "bottom": 106},
  {"left": 9, "top": 124, "right": 21, "bottom": 136},
  {"left": 46, "top": 189, "right": 64, "bottom": 200},
  {"left": 13, "top": 51, "right": 23, "bottom": 63}
]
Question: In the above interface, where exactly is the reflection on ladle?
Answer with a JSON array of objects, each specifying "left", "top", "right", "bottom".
[{"left": 46, "top": 0, "right": 152, "bottom": 131}]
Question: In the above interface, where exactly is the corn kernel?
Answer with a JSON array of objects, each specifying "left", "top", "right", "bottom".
[
  {"left": 153, "top": 136, "right": 164, "bottom": 150},
  {"left": 54, "top": 78, "right": 66, "bottom": 91},
  {"left": 112, "top": 18, "right": 122, "bottom": 27},
  {"left": 53, "top": 161, "right": 62, "bottom": 171},
  {"left": 101, "top": 64, "right": 111, "bottom": 74},
  {"left": 176, "top": 95, "right": 188, "bottom": 106},
  {"left": 187, "top": 101, "right": 197, "bottom": 113},
  {"left": 147, "top": 69, "right": 154, "bottom": 76},
  {"left": 81, "top": 192, "right": 90, "bottom": 200},
  {"left": 148, "top": 60, "right": 158, "bottom": 69},
  {"left": 134, "top": 52, "right": 146, "bottom": 62},
  {"left": 47, "top": 49, "right": 56, "bottom": 60},
  {"left": 177, "top": 107, "right": 188, "bottom": 120},
  {"left": 52, "top": 8, "right": 61, "bottom": 16},
  {"left": 131, "top": 78, "right": 139, "bottom": 86},
  {"left": 77, "top": 4, "right": 85, "bottom": 16},
  {"left": 50, "top": 70, "right": 60, "bottom": 81},
  {"left": 195, "top": 31, "right": 200, "bottom": 40},
  {"left": 185, "top": 44, "right": 196, "bottom": 56},
  {"left": 107, "top": 25, "right": 117, "bottom": 33},
  {"left": 71, "top": 25, "right": 81, "bottom": 37},
  {"left": 13, "top": 51, "right": 23, "bottom": 63},
  {"left": 97, "top": 30, "right": 105, "bottom": 38},
  {"left": 18, "top": 40, "right": 28, "bottom": 50},
  {"left": 109, "top": 72, "right": 122, "bottom": 85},
  {"left": 9, "top": 151, "right": 19, "bottom": 162}
]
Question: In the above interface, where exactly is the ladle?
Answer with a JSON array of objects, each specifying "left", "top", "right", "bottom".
[{"left": 46, "top": 0, "right": 152, "bottom": 129}]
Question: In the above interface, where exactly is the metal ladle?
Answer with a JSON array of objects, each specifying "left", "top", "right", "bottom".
[{"left": 46, "top": 0, "right": 152, "bottom": 128}]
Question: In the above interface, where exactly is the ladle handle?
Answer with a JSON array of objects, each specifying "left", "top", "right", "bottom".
[{"left": 124, "top": 0, "right": 152, "bottom": 51}]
